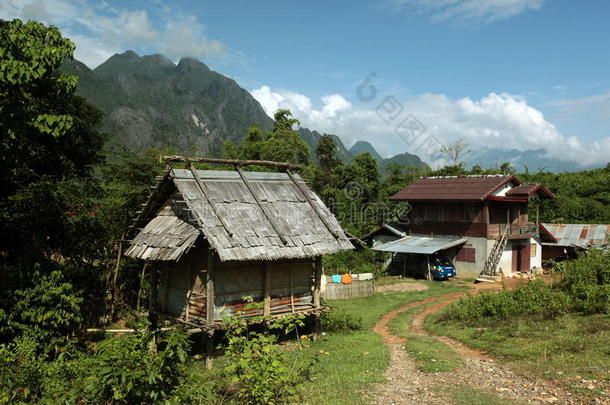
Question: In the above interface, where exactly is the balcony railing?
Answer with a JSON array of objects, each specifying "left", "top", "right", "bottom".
[{"left": 487, "top": 223, "right": 537, "bottom": 239}]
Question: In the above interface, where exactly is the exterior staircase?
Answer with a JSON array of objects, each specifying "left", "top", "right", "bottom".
[{"left": 477, "top": 226, "right": 509, "bottom": 283}]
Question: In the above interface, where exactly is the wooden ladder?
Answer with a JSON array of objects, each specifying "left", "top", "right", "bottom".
[{"left": 477, "top": 225, "right": 509, "bottom": 282}]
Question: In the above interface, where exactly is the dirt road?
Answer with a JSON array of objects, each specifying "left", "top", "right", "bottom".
[{"left": 370, "top": 287, "right": 589, "bottom": 405}]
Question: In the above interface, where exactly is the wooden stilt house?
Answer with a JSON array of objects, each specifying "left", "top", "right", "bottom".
[{"left": 124, "top": 157, "right": 353, "bottom": 333}]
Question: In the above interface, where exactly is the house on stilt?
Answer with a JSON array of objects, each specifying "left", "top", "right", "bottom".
[
  {"left": 369, "top": 175, "right": 556, "bottom": 282},
  {"left": 124, "top": 157, "right": 353, "bottom": 351}
]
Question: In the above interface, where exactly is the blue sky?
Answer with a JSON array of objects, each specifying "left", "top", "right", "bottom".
[{"left": 3, "top": 0, "right": 610, "bottom": 167}]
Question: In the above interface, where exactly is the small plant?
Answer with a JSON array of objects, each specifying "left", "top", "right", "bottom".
[
  {"left": 440, "top": 279, "right": 570, "bottom": 324},
  {"left": 84, "top": 319, "right": 189, "bottom": 404},
  {"left": 12, "top": 269, "right": 83, "bottom": 353},
  {"left": 321, "top": 308, "right": 363, "bottom": 332},
  {"left": 221, "top": 315, "right": 315, "bottom": 404}
]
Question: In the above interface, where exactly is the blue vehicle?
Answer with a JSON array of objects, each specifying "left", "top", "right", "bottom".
[{"left": 429, "top": 256, "right": 457, "bottom": 280}]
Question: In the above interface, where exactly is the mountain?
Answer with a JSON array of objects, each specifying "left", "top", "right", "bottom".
[
  {"left": 62, "top": 51, "right": 273, "bottom": 155},
  {"left": 349, "top": 141, "right": 384, "bottom": 164},
  {"left": 298, "top": 127, "right": 352, "bottom": 163},
  {"left": 381, "top": 152, "right": 428, "bottom": 172},
  {"left": 348, "top": 140, "right": 427, "bottom": 171},
  {"left": 62, "top": 50, "right": 427, "bottom": 169},
  {"left": 466, "top": 147, "right": 588, "bottom": 173}
]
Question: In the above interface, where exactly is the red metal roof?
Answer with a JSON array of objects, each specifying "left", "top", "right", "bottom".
[
  {"left": 389, "top": 175, "right": 519, "bottom": 202},
  {"left": 506, "top": 183, "right": 556, "bottom": 199}
]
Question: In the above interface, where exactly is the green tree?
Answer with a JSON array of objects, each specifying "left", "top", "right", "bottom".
[
  {"left": 262, "top": 110, "right": 311, "bottom": 165},
  {"left": 0, "top": 19, "right": 106, "bottom": 342}
]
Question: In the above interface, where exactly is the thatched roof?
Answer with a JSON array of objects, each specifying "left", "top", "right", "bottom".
[{"left": 125, "top": 169, "right": 353, "bottom": 262}]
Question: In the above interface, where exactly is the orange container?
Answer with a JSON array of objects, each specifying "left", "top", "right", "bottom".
[{"left": 341, "top": 273, "right": 352, "bottom": 285}]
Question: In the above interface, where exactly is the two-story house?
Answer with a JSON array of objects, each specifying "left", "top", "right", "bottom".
[{"left": 372, "top": 175, "right": 555, "bottom": 281}]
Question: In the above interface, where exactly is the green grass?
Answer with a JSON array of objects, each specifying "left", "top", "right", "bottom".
[
  {"left": 389, "top": 304, "right": 463, "bottom": 373},
  {"left": 427, "top": 310, "right": 610, "bottom": 387},
  {"left": 434, "top": 384, "right": 524, "bottom": 405},
  {"left": 328, "top": 279, "right": 470, "bottom": 329},
  {"left": 285, "top": 279, "right": 470, "bottom": 404},
  {"left": 187, "top": 280, "right": 472, "bottom": 404}
]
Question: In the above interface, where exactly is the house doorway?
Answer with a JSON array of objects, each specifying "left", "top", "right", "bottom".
[{"left": 511, "top": 243, "right": 531, "bottom": 272}]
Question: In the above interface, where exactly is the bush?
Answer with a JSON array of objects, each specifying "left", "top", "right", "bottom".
[
  {"left": 222, "top": 316, "right": 316, "bottom": 404},
  {"left": 321, "top": 308, "right": 363, "bottom": 332},
  {"left": 323, "top": 248, "right": 387, "bottom": 278},
  {"left": 0, "top": 321, "right": 192, "bottom": 404},
  {"left": 563, "top": 249, "right": 610, "bottom": 314},
  {"left": 84, "top": 321, "right": 189, "bottom": 404},
  {"left": 441, "top": 279, "right": 570, "bottom": 324},
  {"left": 12, "top": 269, "right": 83, "bottom": 352}
]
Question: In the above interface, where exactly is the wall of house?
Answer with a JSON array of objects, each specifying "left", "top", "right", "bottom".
[
  {"left": 155, "top": 247, "right": 208, "bottom": 322},
  {"left": 497, "top": 240, "right": 514, "bottom": 275},
  {"left": 454, "top": 236, "right": 489, "bottom": 277},
  {"left": 154, "top": 249, "right": 316, "bottom": 323},
  {"left": 213, "top": 259, "right": 314, "bottom": 320},
  {"left": 531, "top": 237, "right": 542, "bottom": 270}
]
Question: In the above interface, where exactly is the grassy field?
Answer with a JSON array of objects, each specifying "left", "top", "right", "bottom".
[
  {"left": 287, "top": 279, "right": 470, "bottom": 404},
  {"left": 426, "top": 310, "right": 610, "bottom": 392},
  {"left": 389, "top": 303, "right": 464, "bottom": 373}
]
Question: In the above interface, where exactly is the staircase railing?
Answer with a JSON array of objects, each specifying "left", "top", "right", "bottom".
[{"left": 481, "top": 225, "right": 510, "bottom": 277}]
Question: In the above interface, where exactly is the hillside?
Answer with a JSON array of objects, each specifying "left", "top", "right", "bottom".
[
  {"left": 381, "top": 151, "right": 428, "bottom": 172},
  {"left": 349, "top": 141, "right": 384, "bottom": 164},
  {"left": 62, "top": 51, "right": 427, "bottom": 169},
  {"left": 62, "top": 51, "right": 274, "bottom": 155},
  {"left": 466, "top": 147, "right": 589, "bottom": 173}
]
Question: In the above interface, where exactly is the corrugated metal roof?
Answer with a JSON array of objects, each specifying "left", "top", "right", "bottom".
[
  {"left": 125, "top": 169, "right": 353, "bottom": 262},
  {"left": 541, "top": 223, "right": 609, "bottom": 247},
  {"left": 389, "top": 175, "right": 518, "bottom": 201},
  {"left": 372, "top": 235, "right": 467, "bottom": 254}
]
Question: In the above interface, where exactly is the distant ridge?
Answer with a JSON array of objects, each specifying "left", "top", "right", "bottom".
[{"left": 61, "top": 50, "right": 427, "bottom": 168}]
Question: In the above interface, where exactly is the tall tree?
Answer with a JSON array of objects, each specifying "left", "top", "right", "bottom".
[
  {"left": 440, "top": 138, "right": 471, "bottom": 166},
  {"left": 0, "top": 19, "right": 105, "bottom": 265},
  {"left": 261, "top": 110, "right": 311, "bottom": 165}
]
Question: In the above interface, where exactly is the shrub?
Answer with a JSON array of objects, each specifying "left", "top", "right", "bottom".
[
  {"left": 321, "top": 308, "right": 363, "bottom": 332},
  {"left": 222, "top": 316, "right": 316, "bottom": 404},
  {"left": 323, "top": 248, "right": 387, "bottom": 278},
  {"left": 563, "top": 249, "right": 610, "bottom": 314},
  {"left": 440, "top": 279, "right": 570, "bottom": 324},
  {"left": 84, "top": 321, "right": 189, "bottom": 404},
  {"left": 12, "top": 270, "right": 83, "bottom": 352}
]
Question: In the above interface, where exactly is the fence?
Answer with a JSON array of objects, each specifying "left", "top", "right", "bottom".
[{"left": 322, "top": 275, "right": 374, "bottom": 300}]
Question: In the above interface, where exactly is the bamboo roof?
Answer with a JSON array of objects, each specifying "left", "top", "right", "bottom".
[{"left": 125, "top": 168, "right": 353, "bottom": 262}]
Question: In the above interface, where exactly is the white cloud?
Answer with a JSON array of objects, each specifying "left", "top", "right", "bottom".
[
  {"left": 1, "top": 0, "right": 230, "bottom": 68},
  {"left": 251, "top": 86, "right": 610, "bottom": 168},
  {"left": 383, "top": 0, "right": 544, "bottom": 26},
  {"left": 160, "top": 16, "right": 226, "bottom": 60},
  {"left": 548, "top": 91, "right": 610, "bottom": 118}
]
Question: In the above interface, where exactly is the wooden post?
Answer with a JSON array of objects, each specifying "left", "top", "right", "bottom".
[
  {"left": 289, "top": 265, "right": 295, "bottom": 313},
  {"left": 206, "top": 248, "right": 215, "bottom": 325},
  {"left": 136, "top": 262, "right": 149, "bottom": 312},
  {"left": 263, "top": 262, "right": 271, "bottom": 316},
  {"left": 203, "top": 332, "right": 214, "bottom": 369},
  {"left": 314, "top": 313, "right": 321, "bottom": 340},
  {"left": 313, "top": 257, "right": 322, "bottom": 308},
  {"left": 148, "top": 264, "right": 158, "bottom": 311},
  {"left": 427, "top": 255, "right": 432, "bottom": 281}
]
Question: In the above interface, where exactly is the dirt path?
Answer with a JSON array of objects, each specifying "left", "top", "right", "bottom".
[{"left": 370, "top": 288, "right": 585, "bottom": 405}]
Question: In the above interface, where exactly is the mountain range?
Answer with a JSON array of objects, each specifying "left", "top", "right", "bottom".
[
  {"left": 62, "top": 50, "right": 589, "bottom": 173},
  {"left": 61, "top": 51, "right": 427, "bottom": 170}
]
